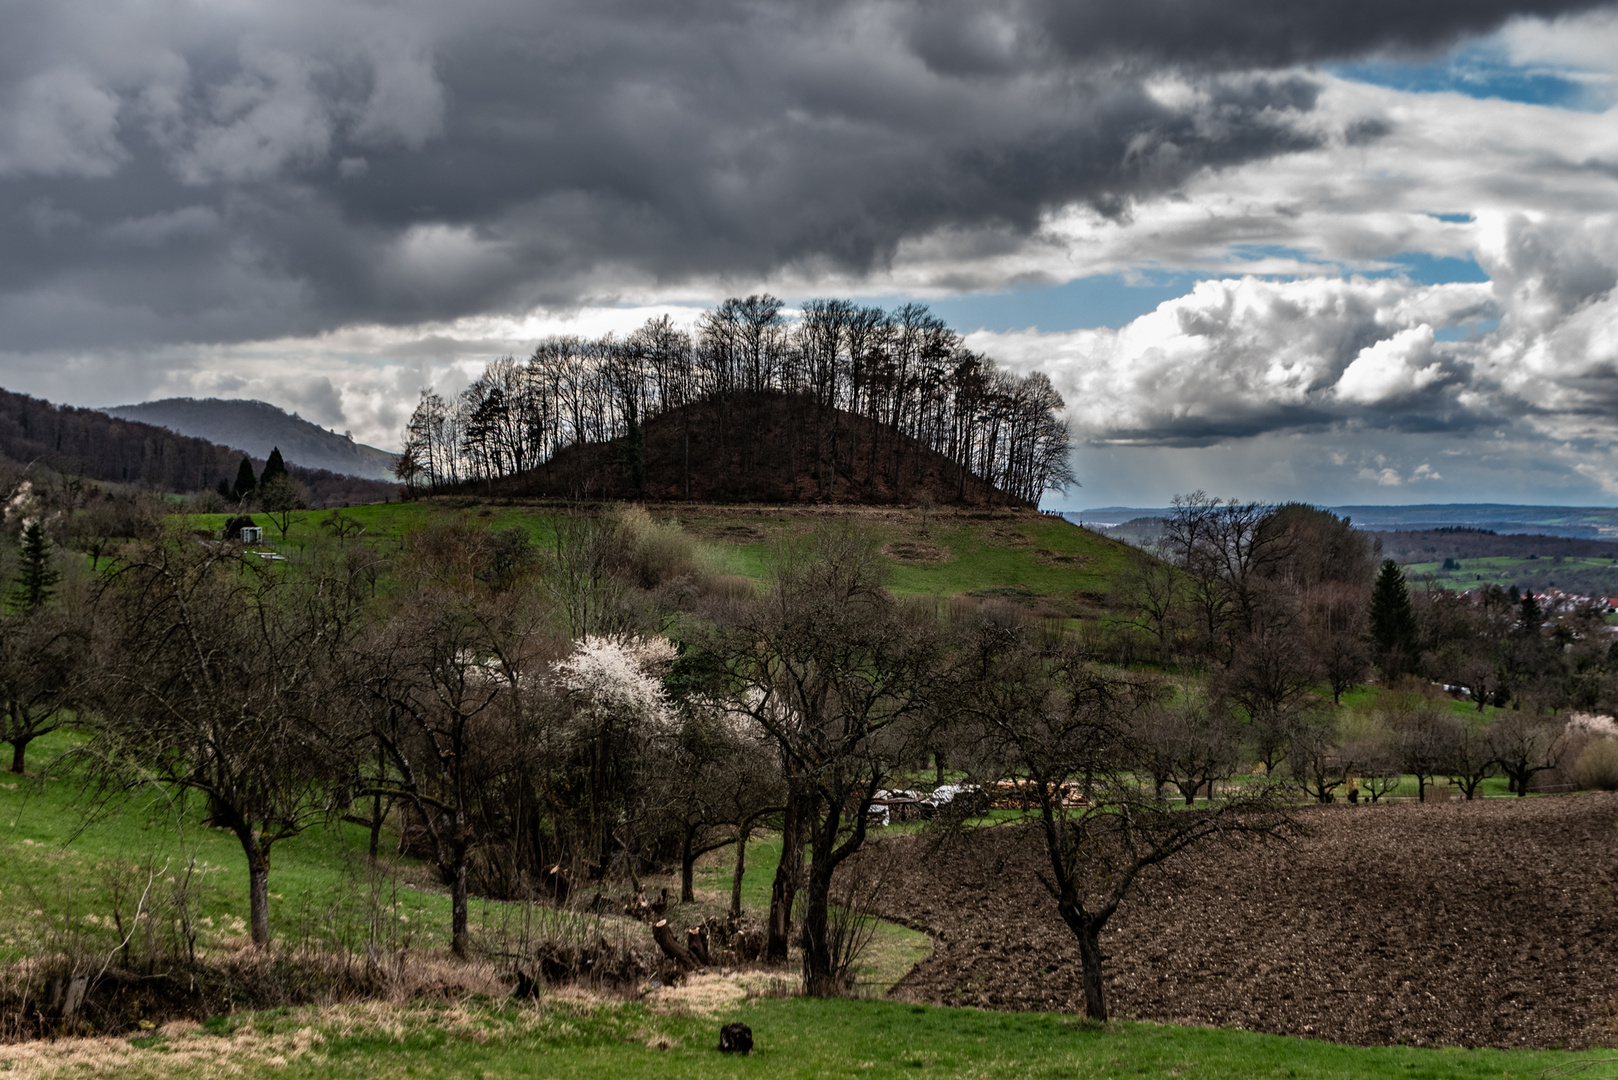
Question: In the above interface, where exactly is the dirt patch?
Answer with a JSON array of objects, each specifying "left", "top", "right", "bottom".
[
  {"left": 985, "top": 527, "right": 1032, "bottom": 547},
  {"left": 707, "top": 523, "right": 768, "bottom": 544},
  {"left": 873, "top": 794, "right": 1618, "bottom": 1049},
  {"left": 883, "top": 541, "right": 953, "bottom": 564},
  {"left": 1033, "top": 549, "right": 1093, "bottom": 568}
]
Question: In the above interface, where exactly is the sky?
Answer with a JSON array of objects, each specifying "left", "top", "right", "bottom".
[{"left": 3, "top": 0, "right": 1618, "bottom": 509}]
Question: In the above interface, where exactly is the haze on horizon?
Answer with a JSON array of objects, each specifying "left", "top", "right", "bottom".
[{"left": 3, "top": 0, "right": 1618, "bottom": 509}]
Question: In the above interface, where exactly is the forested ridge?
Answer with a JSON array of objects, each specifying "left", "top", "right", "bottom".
[
  {"left": 0, "top": 386, "right": 397, "bottom": 506},
  {"left": 401, "top": 296, "right": 1073, "bottom": 506}
]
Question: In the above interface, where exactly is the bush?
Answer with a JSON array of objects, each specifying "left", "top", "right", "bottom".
[{"left": 1574, "top": 737, "right": 1618, "bottom": 791}]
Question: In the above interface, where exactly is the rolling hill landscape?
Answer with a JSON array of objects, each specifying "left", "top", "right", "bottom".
[{"left": 105, "top": 397, "right": 398, "bottom": 481}]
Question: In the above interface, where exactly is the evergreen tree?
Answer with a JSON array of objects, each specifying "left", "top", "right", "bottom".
[
  {"left": 259, "top": 447, "right": 288, "bottom": 489},
  {"left": 1368, "top": 559, "right": 1419, "bottom": 677},
  {"left": 11, "top": 522, "right": 59, "bottom": 612},
  {"left": 233, "top": 457, "right": 258, "bottom": 502},
  {"left": 1519, "top": 591, "right": 1543, "bottom": 636}
]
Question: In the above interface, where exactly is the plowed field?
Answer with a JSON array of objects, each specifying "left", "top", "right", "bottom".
[{"left": 875, "top": 793, "right": 1618, "bottom": 1048}]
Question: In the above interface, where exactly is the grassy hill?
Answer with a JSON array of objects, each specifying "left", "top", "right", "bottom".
[{"left": 191, "top": 500, "right": 1137, "bottom": 619}]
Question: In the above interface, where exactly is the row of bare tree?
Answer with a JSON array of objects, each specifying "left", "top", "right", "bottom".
[{"left": 398, "top": 296, "right": 1073, "bottom": 505}]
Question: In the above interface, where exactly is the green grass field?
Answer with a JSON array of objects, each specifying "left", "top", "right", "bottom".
[
  {"left": 5, "top": 994, "right": 1608, "bottom": 1079},
  {"left": 1405, "top": 553, "right": 1618, "bottom": 593},
  {"left": 179, "top": 500, "right": 1137, "bottom": 615}
]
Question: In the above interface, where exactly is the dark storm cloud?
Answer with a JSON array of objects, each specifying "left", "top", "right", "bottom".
[{"left": 0, "top": 0, "right": 1610, "bottom": 351}]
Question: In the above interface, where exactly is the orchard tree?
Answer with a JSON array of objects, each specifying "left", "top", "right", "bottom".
[
  {"left": 703, "top": 525, "right": 941, "bottom": 993},
  {"left": 952, "top": 606, "right": 1290, "bottom": 1022},
  {"left": 0, "top": 606, "right": 88, "bottom": 773},
  {"left": 93, "top": 532, "right": 361, "bottom": 946}
]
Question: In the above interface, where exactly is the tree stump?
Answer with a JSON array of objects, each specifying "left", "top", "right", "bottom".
[
  {"left": 652, "top": 919, "right": 698, "bottom": 969},
  {"left": 719, "top": 1022, "right": 753, "bottom": 1054},
  {"left": 686, "top": 925, "right": 712, "bottom": 967}
]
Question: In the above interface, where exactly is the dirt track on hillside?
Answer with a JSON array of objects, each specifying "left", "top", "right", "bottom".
[{"left": 872, "top": 793, "right": 1618, "bottom": 1048}]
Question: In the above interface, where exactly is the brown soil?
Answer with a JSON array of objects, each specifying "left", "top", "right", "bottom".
[
  {"left": 873, "top": 794, "right": 1618, "bottom": 1048},
  {"left": 1033, "top": 548, "right": 1093, "bottom": 568},
  {"left": 883, "top": 541, "right": 952, "bottom": 563}
]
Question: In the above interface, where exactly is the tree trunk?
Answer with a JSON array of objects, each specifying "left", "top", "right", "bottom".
[
  {"left": 367, "top": 790, "right": 386, "bottom": 861},
  {"left": 248, "top": 855, "right": 271, "bottom": 948},
  {"left": 1077, "top": 923, "right": 1108, "bottom": 1021},
  {"left": 451, "top": 858, "right": 469, "bottom": 958},
  {"left": 680, "top": 826, "right": 697, "bottom": 904},
  {"left": 800, "top": 858, "right": 837, "bottom": 996},
  {"left": 10, "top": 736, "right": 28, "bottom": 775},
  {"left": 766, "top": 786, "right": 803, "bottom": 963},
  {"left": 729, "top": 826, "right": 750, "bottom": 921}
]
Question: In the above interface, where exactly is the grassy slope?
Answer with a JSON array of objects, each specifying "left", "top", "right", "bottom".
[
  {"left": 185, "top": 501, "right": 1137, "bottom": 612},
  {"left": 5, "top": 997, "right": 1604, "bottom": 1079}
]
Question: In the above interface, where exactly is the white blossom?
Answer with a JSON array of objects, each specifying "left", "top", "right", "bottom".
[{"left": 553, "top": 634, "right": 677, "bottom": 731}]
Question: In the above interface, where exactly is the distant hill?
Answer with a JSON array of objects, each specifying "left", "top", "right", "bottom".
[
  {"left": 0, "top": 386, "right": 397, "bottom": 508},
  {"left": 447, "top": 391, "right": 1026, "bottom": 506},
  {"left": 105, "top": 398, "right": 397, "bottom": 481},
  {"left": 1073, "top": 503, "right": 1618, "bottom": 540}
]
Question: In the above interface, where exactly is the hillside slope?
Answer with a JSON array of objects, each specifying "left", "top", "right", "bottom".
[
  {"left": 455, "top": 391, "right": 1025, "bottom": 506},
  {"left": 106, "top": 397, "right": 397, "bottom": 480},
  {"left": 0, "top": 386, "right": 397, "bottom": 507}
]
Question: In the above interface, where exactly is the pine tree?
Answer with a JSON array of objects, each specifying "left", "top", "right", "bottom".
[
  {"left": 259, "top": 447, "right": 288, "bottom": 489},
  {"left": 233, "top": 457, "right": 258, "bottom": 502},
  {"left": 1519, "top": 591, "right": 1543, "bottom": 636},
  {"left": 1368, "top": 559, "right": 1418, "bottom": 677},
  {"left": 11, "top": 522, "right": 59, "bottom": 612}
]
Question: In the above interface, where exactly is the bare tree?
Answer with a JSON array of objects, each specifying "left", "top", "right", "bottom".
[
  {"left": 952, "top": 608, "right": 1290, "bottom": 1021},
  {"left": 1118, "top": 550, "right": 1184, "bottom": 665},
  {"left": 1392, "top": 704, "right": 1460, "bottom": 802},
  {"left": 702, "top": 525, "right": 940, "bottom": 993},
  {"left": 0, "top": 606, "right": 88, "bottom": 773},
  {"left": 353, "top": 595, "right": 509, "bottom": 957},
  {"left": 1489, "top": 710, "right": 1564, "bottom": 796},
  {"left": 1131, "top": 697, "right": 1237, "bottom": 806},
  {"left": 1445, "top": 718, "right": 1497, "bottom": 800},
  {"left": 92, "top": 532, "right": 359, "bottom": 946},
  {"left": 1218, "top": 624, "right": 1321, "bottom": 775}
]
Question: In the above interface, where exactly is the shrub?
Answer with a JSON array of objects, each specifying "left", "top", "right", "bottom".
[{"left": 1574, "top": 737, "right": 1618, "bottom": 791}]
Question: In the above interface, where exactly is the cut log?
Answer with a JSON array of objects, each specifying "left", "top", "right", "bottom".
[{"left": 652, "top": 919, "right": 698, "bottom": 969}]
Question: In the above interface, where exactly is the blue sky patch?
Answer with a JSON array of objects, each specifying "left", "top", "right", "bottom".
[
  {"left": 851, "top": 272, "right": 1200, "bottom": 333},
  {"left": 1331, "top": 44, "right": 1601, "bottom": 110}
]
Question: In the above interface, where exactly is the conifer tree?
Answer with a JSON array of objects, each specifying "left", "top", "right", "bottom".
[
  {"left": 11, "top": 522, "right": 59, "bottom": 612},
  {"left": 259, "top": 447, "right": 288, "bottom": 489},
  {"left": 233, "top": 457, "right": 257, "bottom": 502},
  {"left": 1368, "top": 558, "right": 1418, "bottom": 677},
  {"left": 1519, "top": 590, "right": 1543, "bottom": 636}
]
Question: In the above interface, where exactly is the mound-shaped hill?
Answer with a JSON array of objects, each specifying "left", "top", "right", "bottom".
[
  {"left": 106, "top": 397, "right": 397, "bottom": 481},
  {"left": 457, "top": 391, "right": 1026, "bottom": 506}
]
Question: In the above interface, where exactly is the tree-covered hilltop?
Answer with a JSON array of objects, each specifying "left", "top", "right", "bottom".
[{"left": 400, "top": 296, "right": 1073, "bottom": 506}]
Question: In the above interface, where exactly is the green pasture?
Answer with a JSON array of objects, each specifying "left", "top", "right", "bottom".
[
  {"left": 8, "top": 995, "right": 1608, "bottom": 1080},
  {"left": 178, "top": 500, "right": 1137, "bottom": 612},
  {"left": 1, "top": 729, "right": 924, "bottom": 991},
  {"left": 1405, "top": 553, "right": 1618, "bottom": 592}
]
